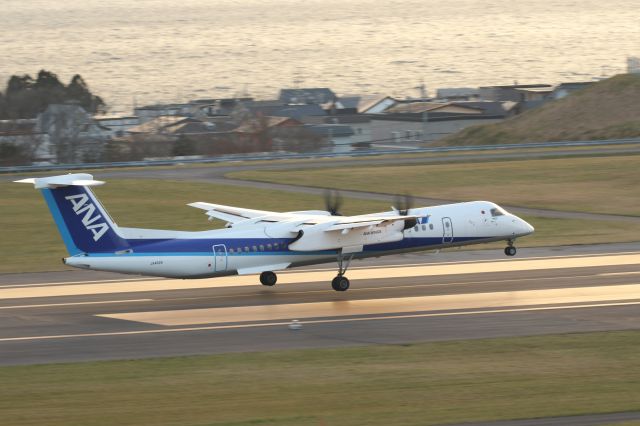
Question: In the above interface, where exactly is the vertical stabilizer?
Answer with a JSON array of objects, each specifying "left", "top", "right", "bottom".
[{"left": 16, "top": 174, "right": 130, "bottom": 255}]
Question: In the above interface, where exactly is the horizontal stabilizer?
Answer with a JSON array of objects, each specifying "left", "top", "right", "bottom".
[{"left": 15, "top": 173, "right": 105, "bottom": 189}]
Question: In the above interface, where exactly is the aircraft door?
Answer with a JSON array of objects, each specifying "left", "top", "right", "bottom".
[
  {"left": 212, "top": 244, "right": 228, "bottom": 272},
  {"left": 442, "top": 217, "right": 454, "bottom": 244}
]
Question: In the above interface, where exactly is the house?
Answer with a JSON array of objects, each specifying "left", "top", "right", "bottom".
[
  {"left": 125, "top": 116, "right": 202, "bottom": 135},
  {"left": 551, "top": 82, "right": 594, "bottom": 99},
  {"left": 93, "top": 115, "right": 140, "bottom": 138},
  {"left": 279, "top": 88, "right": 336, "bottom": 105},
  {"left": 306, "top": 124, "right": 355, "bottom": 153},
  {"left": 233, "top": 116, "right": 321, "bottom": 152},
  {"left": 134, "top": 103, "right": 197, "bottom": 123},
  {"left": 36, "top": 104, "right": 107, "bottom": 163},
  {"left": 627, "top": 56, "right": 640, "bottom": 74},
  {"left": 328, "top": 95, "right": 396, "bottom": 115},
  {"left": 192, "top": 97, "right": 253, "bottom": 117},
  {"left": 0, "top": 119, "right": 53, "bottom": 165},
  {"left": 479, "top": 84, "right": 554, "bottom": 102},
  {"left": 435, "top": 88, "right": 480, "bottom": 101},
  {"left": 369, "top": 101, "right": 516, "bottom": 143}
]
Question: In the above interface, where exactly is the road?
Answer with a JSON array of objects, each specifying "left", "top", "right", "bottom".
[{"left": 2, "top": 244, "right": 640, "bottom": 367}]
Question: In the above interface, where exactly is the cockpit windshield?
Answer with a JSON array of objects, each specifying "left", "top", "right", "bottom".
[{"left": 490, "top": 207, "right": 506, "bottom": 217}]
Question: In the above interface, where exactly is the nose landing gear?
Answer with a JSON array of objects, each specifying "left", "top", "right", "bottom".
[{"left": 504, "top": 240, "right": 517, "bottom": 257}]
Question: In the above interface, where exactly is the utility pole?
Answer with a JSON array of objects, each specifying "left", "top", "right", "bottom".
[{"left": 422, "top": 109, "right": 428, "bottom": 142}]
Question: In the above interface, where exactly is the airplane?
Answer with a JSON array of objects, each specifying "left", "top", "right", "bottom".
[{"left": 16, "top": 173, "right": 534, "bottom": 291}]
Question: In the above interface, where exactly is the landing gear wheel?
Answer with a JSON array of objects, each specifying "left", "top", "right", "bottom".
[
  {"left": 504, "top": 246, "right": 517, "bottom": 257},
  {"left": 331, "top": 275, "right": 350, "bottom": 292},
  {"left": 260, "top": 271, "right": 277, "bottom": 286}
]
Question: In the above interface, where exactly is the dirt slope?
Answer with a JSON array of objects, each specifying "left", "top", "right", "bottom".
[{"left": 439, "top": 74, "right": 640, "bottom": 145}]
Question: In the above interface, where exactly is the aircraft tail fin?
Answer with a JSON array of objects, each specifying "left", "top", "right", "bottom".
[{"left": 15, "top": 173, "right": 130, "bottom": 255}]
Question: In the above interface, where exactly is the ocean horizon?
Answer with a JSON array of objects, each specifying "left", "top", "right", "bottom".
[{"left": 2, "top": 0, "right": 638, "bottom": 113}]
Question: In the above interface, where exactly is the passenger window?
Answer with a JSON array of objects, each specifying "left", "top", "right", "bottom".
[
  {"left": 267, "top": 244, "right": 272, "bottom": 251},
  {"left": 422, "top": 225, "right": 426, "bottom": 231},
  {"left": 244, "top": 246, "right": 249, "bottom": 252},
  {"left": 259, "top": 245, "right": 265, "bottom": 251},
  {"left": 252, "top": 246, "right": 257, "bottom": 252},
  {"left": 229, "top": 248, "right": 234, "bottom": 253},
  {"left": 429, "top": 224, "right": 434, "bottom": 230},
  {"left": 414, "top": 225, "right": 419, "bottom": 232}
]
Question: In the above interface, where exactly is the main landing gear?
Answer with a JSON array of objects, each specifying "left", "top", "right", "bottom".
[
  {"left": 331, "top": 253, "right": 354, "bottom": 291},
  {"left": 260, "top": 271, "right": 277, "bottom": 286},
  {"left": 504, "top": 240, "right": 517, "bottom": 257}
]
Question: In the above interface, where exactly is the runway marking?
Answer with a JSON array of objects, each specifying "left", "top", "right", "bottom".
[
  {"left": 3, "top": 301, "right": 640, "bottom": 343},
  {"left": 2, "top": 253, "right": 640, "bottom": 300},
  {"left": 0, "top": 299, "right": 153, "bottom": 310},
  {"left": 599, "top": 271, "right": 640, "bottom": 277},
  {"left": 99, "top": 283, "right": 640, "bottom": 326},
  {"left": 155, "top": 273, "right": 604, "bottom": 304},
  {"left": 0, "top": 277, "right": 152, "bottom": 289}
]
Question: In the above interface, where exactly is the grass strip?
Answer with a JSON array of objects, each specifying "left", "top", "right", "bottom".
[
  {"left": 227, "top": 154, "right": 640, "bottom": 217},
  {"left": 1, "top": 330, "right": 639, "bottom": 426},
  {"left": 2, "top": 179, "right": 640, "bottom": 274}
]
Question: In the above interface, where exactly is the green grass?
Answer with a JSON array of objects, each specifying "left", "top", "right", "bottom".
[
  {"left": 228, "top": 154, "right": 640, "bottom": 216},
  {"left": 1, "top": 331, "right": 639, "bottom": 426},
  {"left": 2, "top": 178, "right": 640, "bottom": 274},
  {"left": 0, "top": 179, "right": 389, "bottom": 274}
]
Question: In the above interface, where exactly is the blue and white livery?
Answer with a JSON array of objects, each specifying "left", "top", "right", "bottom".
[{"left": 16, "top": 173, "right": 534, "bottom": 291}]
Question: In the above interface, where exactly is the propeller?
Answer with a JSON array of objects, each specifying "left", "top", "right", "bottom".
[
  {"left": 393, "top": 194, "right": 414, "bottom": 216},
  {"left": 324, "top": 189, "right": 344, "bottom": 216},
  {"left": 393, "top": 194, "right": 417, "bottom": 230}
]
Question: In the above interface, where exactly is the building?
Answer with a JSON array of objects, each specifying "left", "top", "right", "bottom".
[
  {"left": 0, "top": 119, "right": 53, "bottom": 165},
  {"left": 278, "top": 88, "right": 336, "bottom": 104},
  {"left": 435, "top": 88, "right": 480, "bottom": 101},
  {"left": 36, "top": 104, "right": 107, "bottom": 163},
  {"left": 306, "top": 124, "right": 356, "bottom": 153},
  {"left": 369, "top": 101, "right": 516, "bottom": 143},
  {"left": 628, "top": 56, "right": 640, "bottom": 74},
  {"left": 551, "top": 82, "right": 594, "bottom": 100},
  {"left": 93, "top": 115, "right": 140, "bottom": 138},
  {"left": 479, "top": 84, "right": 554, "bottom": 102}
]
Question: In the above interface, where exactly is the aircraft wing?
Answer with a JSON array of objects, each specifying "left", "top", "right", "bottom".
[
  {"left": 322, "top": 214, "right": 420, "bottom": 232},
  {"left": 188, "top": 202, "right": 283, "bottom": 224}
]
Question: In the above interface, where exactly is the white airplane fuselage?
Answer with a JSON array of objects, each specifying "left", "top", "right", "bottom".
[
  {"left": 17, "top": 173, "right": 534, "bottom": 290},
  {"left": 64, "top": 201, "right": 533, "bottom": 279}
]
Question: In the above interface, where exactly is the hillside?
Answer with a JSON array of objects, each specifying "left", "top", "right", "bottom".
[{"left": 439, "top": 73, "right": 640, "bottom": 146}]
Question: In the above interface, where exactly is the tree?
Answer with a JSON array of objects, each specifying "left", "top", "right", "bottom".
[
  {"left": 0, "top": 70, "right": 106, "bottom": 119},
  {"left": 0, "top": 142, "right": 30, "bottom": 166},
  {"left": 67, "top": 74, "right": 105, "bottom": 114}
]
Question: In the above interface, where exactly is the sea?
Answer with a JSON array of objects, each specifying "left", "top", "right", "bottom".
[{"left": 1, "top": 0, "right": 639, "bottom": 113}]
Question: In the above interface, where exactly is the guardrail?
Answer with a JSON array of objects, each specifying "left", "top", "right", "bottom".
[{"left": 2, "top": 137, "right": 639, "bottom": 174}]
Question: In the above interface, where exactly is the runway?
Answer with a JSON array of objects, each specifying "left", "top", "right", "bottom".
[{"left": 1, "top": 245, "right": 640, "bottom": 366}]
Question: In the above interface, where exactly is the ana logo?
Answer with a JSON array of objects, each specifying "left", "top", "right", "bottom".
[{"left": 65, "top": 194, "right": 110, "bottom": 241}]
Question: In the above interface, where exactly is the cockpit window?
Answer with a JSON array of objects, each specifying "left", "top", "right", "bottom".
[{"left": 490, "top": 207, "right": 505, "bottom": 217}]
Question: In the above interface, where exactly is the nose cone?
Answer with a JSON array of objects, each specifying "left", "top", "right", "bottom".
[{"left": 518, "top": 218, "right": 535, "bottom": 235}]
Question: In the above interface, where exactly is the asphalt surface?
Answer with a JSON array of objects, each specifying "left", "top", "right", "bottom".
[{"left": 2, "top": 243, "right": 640, "bottom": 367}]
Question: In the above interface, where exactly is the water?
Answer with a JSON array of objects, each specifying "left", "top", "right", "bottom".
[{"left": 1, "top": 0, "right": 638, "bottom": 113}]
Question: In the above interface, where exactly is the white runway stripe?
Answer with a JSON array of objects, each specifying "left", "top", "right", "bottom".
[
  {"left": 0, "top": 299, "right": 153, "bottom": 310},
  {"left": 99, "top": 283, "right": 640, "bottom": 326},
  {"left": 1, "top": 253, "right": 639, "bottom": 300}
]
